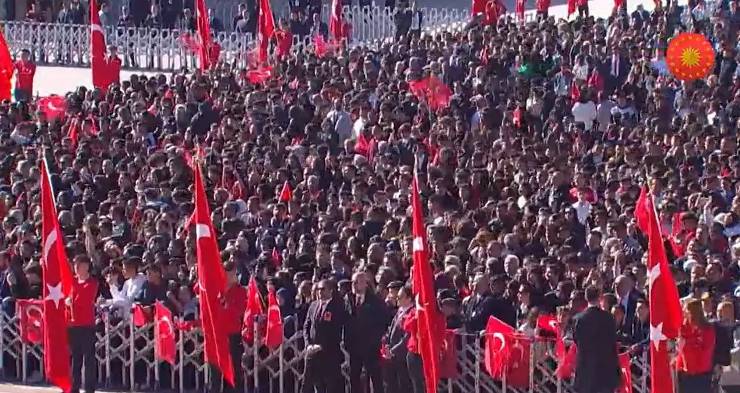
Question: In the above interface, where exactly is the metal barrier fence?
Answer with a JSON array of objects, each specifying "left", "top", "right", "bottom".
[{"left": 0, "top": 304, "right": 650, "bottom": 393}]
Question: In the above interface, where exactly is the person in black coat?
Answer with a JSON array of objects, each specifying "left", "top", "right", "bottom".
[
  {"left": 345, "top": 272, "right": 390, "bottom": 393},
  {"left": 303, "top": 279, "right": 348, "bottom": 393},
  {"left": 463, "top": 272, "right": 496, "bottom": 332},
  {"left": 573, "top": 286, "right": 621, "bottom": 393},
  {"left": 384, "top": 284, "right": 414, "bottom": 393}
]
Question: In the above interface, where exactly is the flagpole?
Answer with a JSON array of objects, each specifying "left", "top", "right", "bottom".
[{"left": 178, "top": 325, "right": 184, "bottom": 393}]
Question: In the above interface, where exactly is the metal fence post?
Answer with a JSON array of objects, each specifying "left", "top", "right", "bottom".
[
  {"left": 179, "top": 328, "right": 184, "bottom": 393},
  {"left": 279, "top": 340, "right": 285, "bottom": 393},
  {"left": 105, "top": 316, "right": 111, "bottom": 388},
  {"left": 475, "top": 334, "right": 482, "bottom": 393},
  {"left": 129, "top": 317, "right": 135, "bottom": 392}
]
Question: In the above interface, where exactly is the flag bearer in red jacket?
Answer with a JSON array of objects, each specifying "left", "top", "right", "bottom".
[
  {"left": 676, "top": 299, "right": 716, "bottom": 393},
  {"left": 67, "top": 255, "right": 99, "bottom": 393},
  {"left": 13, "top": 49, "right": 35, "bottom": 102}
]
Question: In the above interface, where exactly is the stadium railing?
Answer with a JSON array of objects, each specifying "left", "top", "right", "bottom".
[{"left": 0, "top": 304, "right": 651, "bottom": 393}]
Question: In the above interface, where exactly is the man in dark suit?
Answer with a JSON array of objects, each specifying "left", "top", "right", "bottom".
[
  {"left": 384, "top": 284, "right": 414, "bottom": 393},
  {"left": 573, "top": 286, "right": 621, "bottom": 393},
  {"left": 463, "top": 273, "right": 499, "bottom": 332},
  {"left": 605, "top": 47, "right": 631, "bottom": 94},
  {"left": 345, "top": 272, "right": 390, "bottom": 393},
  {"left": 303, "top": 279, "right": 348, "bottom": 393},
  {"left": 614, "top": 275, "right": 643, "bottom": 331}
]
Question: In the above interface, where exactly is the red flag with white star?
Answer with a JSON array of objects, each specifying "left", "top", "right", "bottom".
[
  {"left": 40, "top": 159, "right": 74, "bottom": 393},
  {"left": 89, "top": 0, "right": 109, "bottom": 90},
  {"left": 193, "top": 162, "right": 235, "bottom": 386},
  {"left": 410, "top": 175, "right": 445, "bottom": 393},
  {"left": 634, "top": 187, "right": 681, "bottom": 393}
]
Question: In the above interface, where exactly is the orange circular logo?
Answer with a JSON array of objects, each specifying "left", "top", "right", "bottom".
[{"left": 666, "top": 33, "right": 715, "bottom": 81}]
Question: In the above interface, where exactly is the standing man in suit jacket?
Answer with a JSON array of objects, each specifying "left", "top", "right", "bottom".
[
  {"left": 463, "top": 273, "right": 498, "bottom": 332},
  {"left": 614, "top": 275, "right": 642, "bottom": 331},
  {"left": 303, "top": 279, "right": 348, "bottom": 393},
  {"left": 573, "top": 286, "right": 621, "bottom": 393},
  {"left": 384, "top": 284, "right": 414, "bottom": 393},
  {"left": 605, "top": 46, "right": 631, "bottom": 94},
  {"left": 345, "top": 272, "right": 390, "bottom": 393}
]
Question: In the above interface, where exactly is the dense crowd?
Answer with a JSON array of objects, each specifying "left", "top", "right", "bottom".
[{"left": 2, "top": 0, "right": 740, "bottom": 392}]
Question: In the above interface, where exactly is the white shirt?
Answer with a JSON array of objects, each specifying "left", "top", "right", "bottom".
[
  {"left": 572, "top": 200, "right": 592, "bottom": 225},
  {"left": 572, "top": 101, "right": 597, "bottom": 131},
  {"left": 106, "top": 273, "right": 146, "bottom": 316}
]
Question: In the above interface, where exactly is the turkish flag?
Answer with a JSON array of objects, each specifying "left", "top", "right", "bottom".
[
  {"left": 257, "top": 0, "right": 275, "bottom": 63},
  {"left": 90, "top": 0, "right": 109, "bottom": 90},
  {"left": 132, "top": 303, "right": 151, "bottom": 327},
  {"left": 193, "top": 162, "right": 235, "bottom": 386},
  {"left": 40, "top": 159, "right": 74, "bottom": 393},
  {"left": 634, "top": 187, "right": 651, "bottom": 234},
  {"left": 555, "top": 343, "right": 577, "bottom": 379},
  {"left": 567, "top": 0, "right": 576, "bottom": 15},
  {"left": 66, "top": 118, "right": 80, "bottom": 148},
  {"left": 633, "top": 187, "right": 682, "bottom": 393},
  {"left": 0, "top": 29, "right": 13, "bottom": 101},
  {"left": 617, "top": 352, "right": 632, "bottom": 393},
  {"left": 242, "top": 277, "right": 264, "bottom": 345},
  {"left": 246, "top": 66, "right": 272, "bottom": 85},
  {"left": 515, "top": 0, "right": 525, "bottom": 20},
  {"left": 439, "top": 329, "right": 459, "bottom": 378},
  {"left": 278, "top": 181, "right": 292, "bottom": 202},
  {"left": 38, "top": 96, "right": 67, "bottom": 121},
  {"left": 536, "top": 314, "right": 558, "bottom": 335},
  {"left": 313, "top": 35, "right": 339, "bottom": 59},
  {"left": 154, "top": 302, "right": 176, "bottom": 365},
  {"left": 472, "top": 0, "right": 486, "bottom": 15},
  {"left": 506, "top": 334, "right": 531, "bottom": 389},
  {"left": 195, "top": 0, "right": 212, "bottom": 70},
  {"left": 409, "top": 76, "right": 451, "bottom": 111},
  {"left": 483, "top": 316, "right": 516, "bottom": 379},
  {"left": 410, "top": 175, "right": 445, "bottom": 393},
  {"left": 264, "top": 288, "right": 283, "bottom": 350},
  {"left": 17, "top": 299, "right": 44, "bottom": 344}
]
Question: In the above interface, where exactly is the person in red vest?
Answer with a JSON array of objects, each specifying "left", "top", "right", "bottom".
[
  {"left": 67, "top": 255, "right": 100, "bottom": 393},
  {"left": 274, "top": 19, "right": 293, "bottom": 60},
  {"left": 536, "top": 0, "right": 550, "bottom": 20},
  {"left": 208, "top": 37, "right": 221, "bottom": 68},
  {"left": 105, "top": 45, "right": 122, "bottom": 87},
  {"left": 13, "top": 49, "right": 35, "bottom": 102},
  {"left": 676, "top": 299, "right": 716, "bottom": 392},
  {"left": 213, "top": 261, "right": 247, "bottom": 393}
]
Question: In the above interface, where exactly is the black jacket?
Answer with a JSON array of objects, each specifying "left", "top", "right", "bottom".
[
  {"left": 573, "top": 306, "right": 621, "bottom": 393},
  {"left": 304, "top": 296, "right": 348, "bottom": 359},
  {"left": 344, "top": 292, "right": 390, "bottom": 355}
]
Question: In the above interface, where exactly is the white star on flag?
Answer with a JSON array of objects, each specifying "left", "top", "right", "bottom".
[
  {"left": 45, "top": 283, "right": 64, "bottom": 309},
  {"left": 413, "top": 237, "right": 424, "bottom": 252},
  {"left": 195, "top": 224, "right": 211, "bottom": 239},
  {"left": 650, "top": 322, "right": 667, "bottom": 351},
  {"left": 648, "top": 263, "right": 661, "bottom": 290}
]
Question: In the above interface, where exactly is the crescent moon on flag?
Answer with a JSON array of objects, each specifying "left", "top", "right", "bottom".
[
  {"left": 158, "top": 316, "right": 174, "bottom": 338},
  {"left": 492, "top": 332, "right": 506, "bottom": 352},
  {"left": 42, "top": 230, "right": 57, "bottom": 265}
]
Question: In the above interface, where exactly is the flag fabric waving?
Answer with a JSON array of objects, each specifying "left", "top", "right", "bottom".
[
  {"left": 89, "top": 0, "right": 109, "bottom": 90},
  {"left": 195, "top": 0, "right": 212, "bottom": 70},
  {"left": 633, "top": 186, "right": 682, "bottom": 393},
  {"left": 264, "top": 288, "right": 283, "bottom": 349},
  {"left": 40, "top": 159, "right": 74, "bottom": 393},
  {"left": 257, "top": 0, "right": 275, "bottom": 63},
  {"left": 0, "top": 28, "right": 13, "bottom": 101},
  {"left": 278, "top": 181, "right": 292, "bottom": 202},
  {"left": 242, "top": 276, "right": 264, "bottom": 344},
  {"left": 536, "top": 314, "right": 558, "bottom": 335},
  {"left": 329, "top": 0, "right": 343, "bottom": 40},
  {"left": 193, "top": 161, "right": 235, "bottom": 386},
  {"left": 17, "top": 299, "right": 44, "bottom": 344},
  {"left": 408, "top": 76, "right": 452, "bottom": 111},
  {"left": 555, "top": 343, "right": 578, "bottom": 379},
  {"left": 37, "top": 96, "right": 67, "bottom": 121},
  {"left": 439, "top": 330, "right": 459, "bottom": 378},
  {"left": 483, "top": 316, "right": 516, "bottom": 378},
  {"left": 617, "top": 352, "right": 633, "bottom": 393},
  {"left": 410, "top": 175, "right": 445, "bottom": 393},
  {"left": 154, "top": 301, "right": 176, "bottom": 365},
  {"left": 506, "top": 334, "right": 531, "bottom": 389},
  {"left": 515, "top": 0, "right": 525, "bottom": 20}
]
